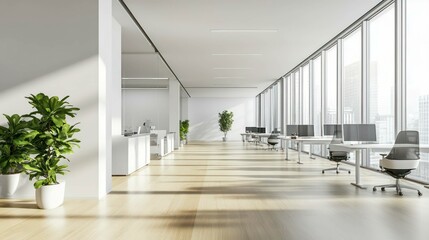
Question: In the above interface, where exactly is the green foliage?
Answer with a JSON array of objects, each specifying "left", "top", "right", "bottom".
[
  {"left": 179, "top": 120, "right": 190, "bottom": 141},
  {"left": 22, "top": 93, "right": 80, "bottom": 189},
  {"left": 0, "top": 114, "right": 36, "bottom": 174},
  {"left": 218, "top": 110, "right": 234, "bottom": 137}
]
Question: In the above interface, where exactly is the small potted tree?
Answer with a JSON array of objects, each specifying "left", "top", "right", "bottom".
[
  {"left": 180, "top": 120, "right": 189, "bottom": 146},
  {"left": 218, "top": 110, "right": 234, "bottom": 141},
  {"left": 0, "top": 114, "right": 36, "bottom": 197},
  {"left": 23, "top": 93, "right": 80, "bottom": 209}
]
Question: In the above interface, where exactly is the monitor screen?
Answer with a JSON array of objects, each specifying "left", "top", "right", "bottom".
[
  {"left": 298, "top": 125, "right": 314, "bottom": 137},
  {"left": 324, "top": 124, "right": 342, "bottom": 136},
  {"left": 286, "top": 125, "right": 298, "bottom": 136},
  {"left": 257, "top": 127, "right": 266, "bottom": 133},
  {"left": 245, "top": 127, "right": 258, "bottom": 133},
  {"left": 343, "top": 124, "right": 377, "bottom": 142}
]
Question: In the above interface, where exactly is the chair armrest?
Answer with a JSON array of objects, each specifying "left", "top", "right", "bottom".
[{"left": 379, "top": 153, "right": 387, "bottom": 158}]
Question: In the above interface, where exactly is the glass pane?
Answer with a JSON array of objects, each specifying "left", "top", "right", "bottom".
[
  {"left": 406, "top": 0, "right": 429, "bottom": 183},
  {"left": 287, "top": 76, "right": 292, "bottom": 125},
  {"left": 313, "top": 56, "right": 323, "bottom": 155},
  {"left": 343, "top": 28, "right": 362, "bottom": 124},
  {"left": 368, "top": 5, "right": 395, "bottom": 168},
  {"left": 302, "top": 64, "right": 310, "bottom": 124},
  {"left": 325, "top": 45, "right": 337, "bottom": 124},
  {"left": 294, "top": 71, "right": 300, "bottom": 124}
]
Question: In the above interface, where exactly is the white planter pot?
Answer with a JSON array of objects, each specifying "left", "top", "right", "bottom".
[
  {"left": 36, "top": 181, "right": 65, "bottom": 209},
  {"left": 0, "top": 173, "right": 21, "bottom": 197}
]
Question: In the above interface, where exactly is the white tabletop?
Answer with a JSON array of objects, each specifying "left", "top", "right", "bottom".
[{"left": 329, "top": 143, "right": 429, "bottom": 152}]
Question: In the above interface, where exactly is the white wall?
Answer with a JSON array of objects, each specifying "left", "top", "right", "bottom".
[
  {"left": 187, "top": 98, "right": 255, "bottom": 141},
  {"left": 109, "top": 17, "right": 122, "bottom": 193},
  {"left": 0, "top": 0, "right": 113, "bottom": 199},
  {"left": 122, "top": 89, "right": 169, "bottom": 132}
]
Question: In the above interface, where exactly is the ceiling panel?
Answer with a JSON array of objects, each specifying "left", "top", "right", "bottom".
[{"left": 122, "top": 0, "right": 382, "bottom": 97}]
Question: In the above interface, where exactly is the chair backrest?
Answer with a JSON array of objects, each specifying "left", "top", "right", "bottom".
[
  {"left": 386, "top": 131, "right": 420, "bottom": 160},
  {"left": 330, "top": 127, "right": 343, "bottom": 145}
]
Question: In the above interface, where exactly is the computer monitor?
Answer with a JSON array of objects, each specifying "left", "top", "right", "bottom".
[
  {"left": 298, "top": 125, "right": 314, "bottom": 137},
  {"left": 257, "top": 127, "right": 266, "bottom": 133},
  {"left": 245, "top": 127, "right": 258, "bottom": 133},
  {"left": 343, "top": 124, "right": 377, "bottom": 142},
  {"left": 286, "top": 125, "right": 298, "bottom": 136},
  {"left": 272, "top": 128, "right": 281, "bottom": 134},
  {"left": 324, "top": 124, "right": 342, "bottom": 136}
]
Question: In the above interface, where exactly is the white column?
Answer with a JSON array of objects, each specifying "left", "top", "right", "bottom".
[{"left": 169, "top": 79, "right": 180, "bottom": 149}]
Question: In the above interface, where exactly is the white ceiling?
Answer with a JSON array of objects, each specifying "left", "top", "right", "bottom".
[{"left": 118, "top": 0, "right": 382, "bottom": 97}]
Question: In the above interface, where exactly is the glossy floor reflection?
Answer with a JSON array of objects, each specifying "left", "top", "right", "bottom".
[{"left": 1, "top": 141, "right": 429, "bottom": 240}]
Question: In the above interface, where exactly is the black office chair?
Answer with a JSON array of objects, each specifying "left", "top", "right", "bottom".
[
  {"left": 322, "top": 129, "right": 351, "bottom": 174},
  {"left": 373, "top": 131, "right": 422, "bottom": 196},
  {"left": 267, "top": 131, "right": 280, "bottom": 151}
]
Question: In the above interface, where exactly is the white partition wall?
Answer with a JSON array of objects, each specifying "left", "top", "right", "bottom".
[
  {"left": 0, "top": 0, "right": 115, "bottom": 199},
  {"left": 188, "top": 98, "right": 255, "bottom": 141}
]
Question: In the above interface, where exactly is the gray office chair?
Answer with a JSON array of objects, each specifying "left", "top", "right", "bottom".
[
  {"left": 267, "top": 132, "right": 280, "bottom": 150},
  {"left": 246, "top": 133, "right": 258, "bottom": 145},
  {"left": 322, "top": 128, "right": 351, "bottom": 174},
  {"left": 373, "top": 131, "right": 422, "bottom": 196}
]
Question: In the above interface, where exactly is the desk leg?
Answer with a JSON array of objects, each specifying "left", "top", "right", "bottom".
[
  {"left": 351, "top": 150, "right": 366, "bottom": 189},
  {"left": 242, "top": 135, "right": 245, "bottom": 143},
  {"left": 297, "top": 142, "right": 303, "bottom": 164},
  {"left": 284, "top": 140, "right": 291, "bottom": 161},
  {"left": 309, "top": 144, "right": 316, "bottom": 159}
]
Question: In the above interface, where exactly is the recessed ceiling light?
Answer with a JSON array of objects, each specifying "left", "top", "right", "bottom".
[
  {"left": 213, "top": 67, "right": 251, "bottom": 70},
  {"left": 122, "top": 77, "right": 169, "bottom": 80},
  {"left": 214, "top": 76, "right": 245, "bottom": 79},
  {"left": 211, "top": 29, "right": 278, "bottom": 33},
  {"left": 212, "top": 53, "right": 262, "bottom": 56}
]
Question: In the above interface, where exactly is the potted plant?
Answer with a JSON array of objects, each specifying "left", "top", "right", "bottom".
[
  {"left": 179, "top": 120, "right": 189, "bottom": 145},
  {"left": 218, "top": 110, "right": 234, "bottom": 141},
  {"left": 0, "top": 114, "right": 36, "bottom": 197},
  {"left": 23, "top": 93, "right": 80, "bottom": 209}
]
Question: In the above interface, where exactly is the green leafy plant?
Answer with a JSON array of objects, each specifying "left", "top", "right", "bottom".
[
  {"left": 180, "top": 120, "right": 189, "bottom": 141},
  {"left": 218, "top": 110, "right": 234, "bottom": 139},
  {"left": 23, "top": 93, "right": 80, "bottom": 189},
  {"left": 0, "top": 114, "right": 37, "bottom": 174}
]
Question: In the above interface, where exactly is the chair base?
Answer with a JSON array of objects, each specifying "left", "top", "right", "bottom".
[
  {"left": 266, "top": 144, "right": 279, "bottom": 151},
  {"left": 322, "top": 162, "right": 351, "bottom": 174},
  {"left": 373, "top": 178, "right": 422, "bottom": 196}
]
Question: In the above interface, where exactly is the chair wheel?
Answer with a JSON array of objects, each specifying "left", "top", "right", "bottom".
[
  {"left": 322, "top": 171, "right": 324, "bottom": 174},
  {"left": 373, "top": 187, "right": 377, "bottom": 192},
  {"left": 348, "top": 171, "right": 351, "bottom": 174},
  {"left": 381, "top": 187, "right": 385, "bottom": 191},
  {"left": 336, "top": 171, "right": 339, "bottom": 174},
  {"left": 418, "top": 191, "right": 422, "bottom": 196},
  {"left": 399, "top": 192, "right": 403, "bottom": 196}
]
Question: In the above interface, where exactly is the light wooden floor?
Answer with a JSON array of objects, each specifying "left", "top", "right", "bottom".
[{"left": 1, "top": 141, "right": 429, "bottom": 240}]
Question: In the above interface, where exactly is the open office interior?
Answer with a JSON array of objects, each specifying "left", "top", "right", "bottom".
[{"left": 1, "top": 0, "right": 429, "bottom": 239}]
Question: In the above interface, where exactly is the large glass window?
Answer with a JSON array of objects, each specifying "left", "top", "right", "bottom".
[
  {"left": 312, "top": 56, "right": 323, "bottom": 155},
  {"left": 313, "top": 56, "right": 322, "bottom": 136},
  {"left": 294, "top": 70, "right": 300, "bottom": 124},
  {"left": 286, "top": 76, "right": 292, "bottom": 125},
  {"left": 406, "top": 0, "right": 429, "bottom": 182},
  {"left": 325, "top": 45, "right": 337, "bottom": 124},
  {"left": 302, "top": 64, "right": 310, "bottom": 124},
  {"left": 368, "top": 5, "right": 395, "bottom": 167},
  {"left": 343, "top": 28, "right": 362, "bottom": 124}
]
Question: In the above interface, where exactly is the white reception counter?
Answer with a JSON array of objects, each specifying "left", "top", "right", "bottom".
[{"left": 112, "top": 133, "right": 150, "bottom": 175}]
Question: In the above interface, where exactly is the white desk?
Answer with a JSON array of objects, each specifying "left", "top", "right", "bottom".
[
  {"left": 330, "top": 143, "right": 429, "bottom": 189},
  {"left": 278, "top": 136, "right": 332, "bottom": 164},
  {"left": 241, "top": 133, "right": 272, "bottom": 146}
]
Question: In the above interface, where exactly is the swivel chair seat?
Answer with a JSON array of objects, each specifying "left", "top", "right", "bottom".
[
  {"left": 267, "top": 132, "right": 280, "bottom": 151},
  {"left": 373, "top": 131, "right": 422, "bottom": 196},
  {"left": 322, "top": 128, "right": 351, "bottom": 174}
]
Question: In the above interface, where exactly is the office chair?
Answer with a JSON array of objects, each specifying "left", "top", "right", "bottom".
[
  {"left": 373, "top": 131, "right": 422, "bottom": 196},
  {"left": 322, "top": 129, "right": 351, "bottom": 174},
  {"left": 246, "top": 133, "right": 258, "bottom": 145},
  {"left": 267, "top": 132, "right": 280, "bottom": 151}
]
